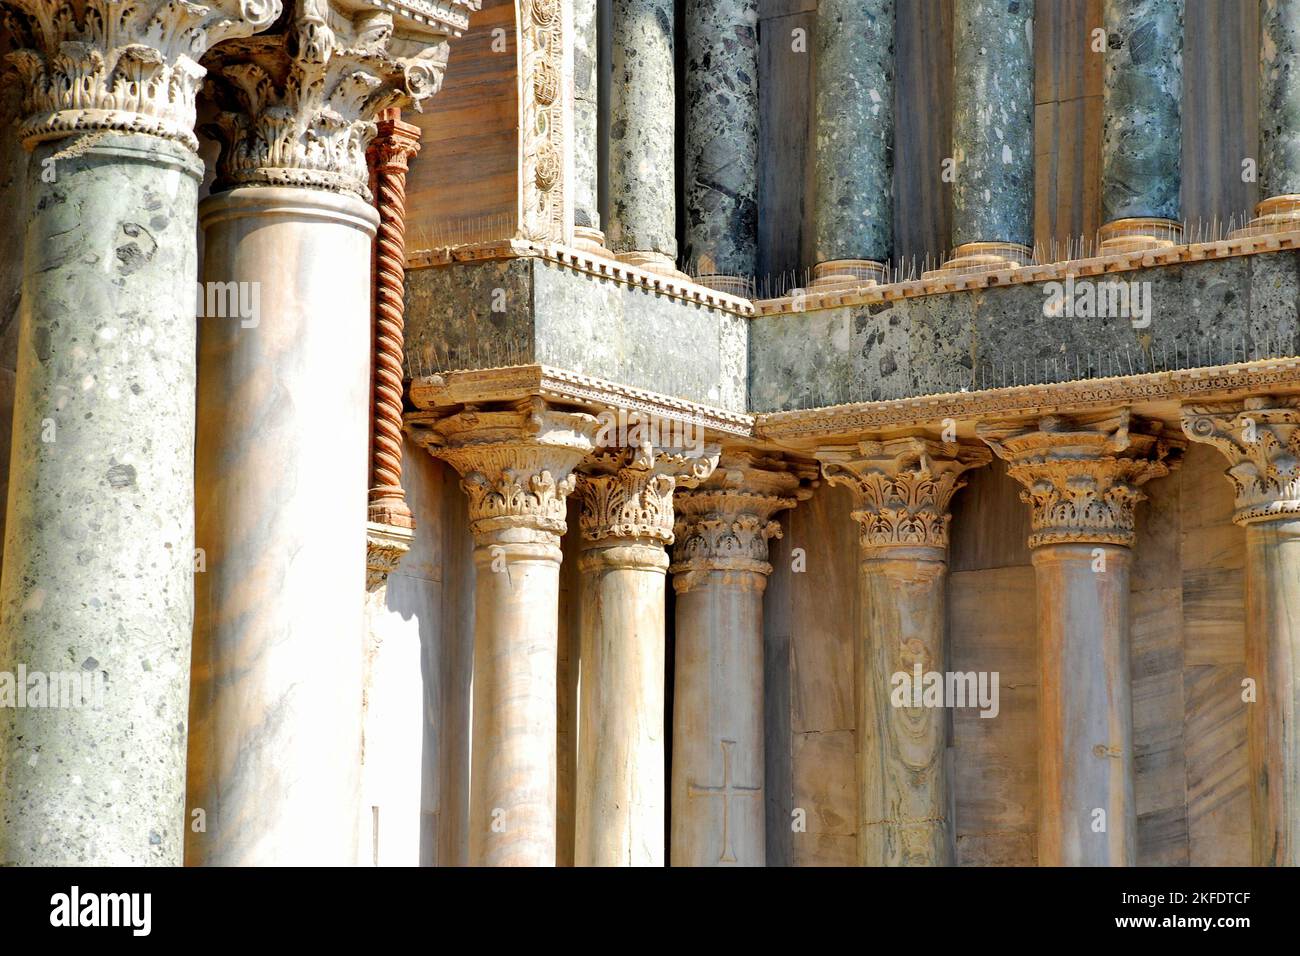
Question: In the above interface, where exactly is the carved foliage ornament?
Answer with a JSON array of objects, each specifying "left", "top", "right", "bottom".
[
  {"left": 2, "top": 0, "right": 282, "bottom": 149},
  {"left": 518, "top": 0, "right": 564, "bottom": 240},
  {"left": 202, "top": 0, "right": 476, "bottom": 197},
  {"left": 820, "top": 437, "right": 990, "bottom": 551},
  {"left": 979, "top": 411, "right": 1182, "bottom": 548},
  {"left": 578, "top": 444, "right": 720, "bottom": 544},
  {"left": 1182, "top": 397, "right": 1300, "bottom": 524}
]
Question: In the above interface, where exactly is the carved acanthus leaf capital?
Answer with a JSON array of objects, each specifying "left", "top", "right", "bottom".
[
  {"left": 202, "top": 0, "right": 476, "bottom": 198},
  {"left": 979, "top": 410, "right": 1183, "bottom": 548},
  {"left": 2, "top": 0, "right": 282, "bottom": 149},
  {"left": 818, "top": 436, "right": 990, "bottom": 553},
  {"left": 366, "top": 521, "right": 413, "bottom": 591},
  {"left": 671, "top": 452, "right": 818, "bottom": 584},
  {"left": 413, "top": 399, "right": 599, "bottom": 541},
  {"left": 1182, "top": 396, "right": 1300, "bottom": 524},
  {"left": 577, "top": 444, "right": 721, "bottom": 545}
]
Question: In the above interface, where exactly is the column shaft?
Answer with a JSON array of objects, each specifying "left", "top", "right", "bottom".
[
  {"left": 1099, "top": 0, "right": 1184, "bottom": 251},
  {"left": 1251, "top": 0, "right": 1300, "bottom": 229},
  {"left": 187, "top": 187, "right": 377, "bottom": 865},
  {"left": 814, "top": 0, "right": 895, "bottom": 287},
  {"left": 684, "top": 0, "right": 760, "bottom": 295},
  {"left": 609, "top": 0, "right": 680, "bottom": 276},
  {"left": 573, "top": 0, "right": 604, "bottom": 250}
]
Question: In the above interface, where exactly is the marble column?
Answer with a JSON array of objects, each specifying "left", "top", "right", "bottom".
[
  {"left": 669, "top": 453, "right": 813, "bottom": 867},
  {"left": 1247, "top": 0, "right": 1300, "bottom": 232},
  {"left": 979, "top": 411, "right": 1181, "bottom": 866},
  {"left": 185, "top": 4, "right": 465, "bottom": 866},
  {"left": 609, "top": 0, "right": 682, "bottom": 277},
  {"left": 1098, "top": 0, "right": 1184, "bottom": 252},
  {"left": 1182, "top": 397, "right": 1300, "bottom": 865},
  {"left": 573, "top": 0, "right": 605, "bottom": 252},
  {"left": 684, "top": 0, "right": 760, "bottom": 296},
  {"left": 932, "top": 0, "right": 1035, "bottom": 275},
  {"left": 820, "top": 436, "right": 989, "bottom": 866},
  {"left": 425, "top": 401, "right": 600, "bottom": 866},
  {"left": 575, "top": 444, "right": 718, "bottom": 866},
  {"left": 0, "top": 0, "right": 278, "bottom": 867},
  {"left": 813, "top": 0, "right": 895, "bottom": 288}
]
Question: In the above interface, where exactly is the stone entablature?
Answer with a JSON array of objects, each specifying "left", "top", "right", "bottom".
[{"left": 1183, "top": 396, "right": 1300, "bottom": 524}]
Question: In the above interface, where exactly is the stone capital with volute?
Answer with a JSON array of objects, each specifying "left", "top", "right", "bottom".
[
  {"left": 577, "top": 444, "right": 721, "bottom": 550},
  {"left": 1182, "top": 397, "right": 1300, "bottom": 525}
]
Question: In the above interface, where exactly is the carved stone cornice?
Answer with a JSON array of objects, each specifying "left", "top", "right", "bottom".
[
  {"left": 978, "top": 410, "right": 1183, "bottom": 548},
  {"left": 577, "top": 445, "right": 720, "bottom": 545},
  {"left": 411, "top": 398, "right": 599, "bottom": 541},
  {"left": 817, "top": 436, "right": 989, "bottom": 555},
  {"left": 202, "top": 0, "right": 477, "bottom": 198},
  {"left": 1182, "top": 396, "right": 1300, "bottom": 524},
  {"left": 670, "top": 452, "right": 818, "bottom": 590},
  {"left": 2, "top": 0, "right": 282, "bottom": 149}
]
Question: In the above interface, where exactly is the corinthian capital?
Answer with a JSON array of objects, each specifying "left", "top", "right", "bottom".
[
  {"left": 202, "top": 0, "right": 477, "bottom": 197},
  {"left": 412, "top": 399, "right": 600, "bottom": 541},
  {"left": 577, "top": 445, "right": 720, "bottom": 545},
  {"left": 1182, "top": 397, "right": 1300, "bottom": 524},
  {"left": 818, "top": 436, "right": 990, "bottom": 555},
  {"left": 979, "top": 410, "right": 1183, "bottom": 548},
  {"left": 2, "top": 0, "right": 282, "bottom": 149}
]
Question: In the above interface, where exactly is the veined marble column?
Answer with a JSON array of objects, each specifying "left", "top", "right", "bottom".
[
  {"left": 425, "top": 402, "right": 600, "bottom": 866},
  {"left": 1098, "top": 0, "right": 1184, "bottom": 252},
  {"left": 573, "top": 0, "right": 605, "bottom": 252},
  {"left": 0, "top": 0, "right": 278, "bottom": 867},
  {"left": 186, "top": 3, "right": 468, "bottom": 866},
  {"left": 1247, "top": 0, "right": 1300, "bottom": 232},
  {"left": 609, "top": 0, "right": 682, "bottom": 277},
  {"left": 979, "top": 411, "right": 1181, "bottom": 866},
  {"left": 932, "top": 0, "right": 1035, "bottom": 275},
  {"left": 813, "top": 0, "right": 895, "bottom": 288},
  {"left": 1183, "top": 397, "right": 1300, "bottom": 865},
  {"left": 575, "top": 444, "right": 718, "bottom": 866},
  {"left": 684, "top": 0, "right": 760, "bottom": 296},
  {"left": 669, "top": 453, "right": 814, "bottom": 867},
  {"left": 820, "top": 437, "right": 989, "bottom": 866}
]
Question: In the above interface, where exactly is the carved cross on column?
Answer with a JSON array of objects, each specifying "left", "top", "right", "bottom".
[{"left": 687, "top": 740, "right": 762, "bottom": 865}]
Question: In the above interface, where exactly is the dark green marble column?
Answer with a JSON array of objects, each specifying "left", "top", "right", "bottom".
[
  {"left": 937, "top": 0, "right": 1035, "bottom": 274},
  {"left": 609, "top": 0, "right": 682, "bottom": 277},
  {"left": 1099, "top": 0, "right": 1184, "bottom": 252},
  {"left": 813, "top": 0, "right": 895, "bottom": 288},
  {"left": 684, "top": 0, "right": 759, "bottom": 296},
  {"left": 1252, "top": 0, "right": 1300, "bottom": 231},
  {"left": 573, "top": 0, "right": 604, "bottom": 251}
]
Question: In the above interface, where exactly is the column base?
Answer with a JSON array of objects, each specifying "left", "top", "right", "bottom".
[
  {"left": 1227, "top": 195, "right": 1300, "bottom": 238},
  {"left": 616, "top": 249, "right": 689, "bottom": 280},
  {"left": 922, "top": 241, "right": 1033, "bottom": 278},
  {"left": 695, "top": 274, "right": 754, "bottom": 298},
  {"left": 811, "top": 258, "right": 887, "bottom": 289},
  {"left": 1097, "top": 217, "right": 1183, "bottom": 254},
  {"left": 573, "top": 225, "right": 608, "bottom": 254}
]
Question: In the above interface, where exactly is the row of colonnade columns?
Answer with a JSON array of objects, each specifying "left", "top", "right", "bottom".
[
  {"left": 420, "top": 399, "right": 1300, "bottom": 867},
  {"left": 574, "top": 0, "right": 1300, "bottom": 290}
]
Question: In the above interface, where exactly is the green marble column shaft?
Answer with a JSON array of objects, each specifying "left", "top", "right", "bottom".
[
  {"left": 574, "top": 0, "right": 602, "bottom": 241},
  {"left": 1259, "top": 0, "right": 1300, "bottom": 206}
]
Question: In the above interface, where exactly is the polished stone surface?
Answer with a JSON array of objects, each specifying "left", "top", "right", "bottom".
[{"left": 1260, "top": 0, "right": 1300, "bottom": 200}]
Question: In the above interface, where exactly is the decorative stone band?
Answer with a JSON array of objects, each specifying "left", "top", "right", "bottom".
[
  {"left": 202, "top": 0, "right": 476, "bottom": 199},
  {"left": 817, "top": 436, "right": 991, "bottom": 554},
  {"left": 3, "top": 0, "right": 282, "bottom": 150},
  {"left": 670, "top": 452, "right": 818, "bottom": 590},
  {"left": 577, "top": 445, "right": 720, "bottom": 545},
  {"left": 979, "top": 410, "right": 1184, "bottom": 548},
  {"left": 1182, "top": 397, "right": 1300, "bottom": 524},
  {"left": 409, "top": 399, "right": 600, "bottom": 541}
]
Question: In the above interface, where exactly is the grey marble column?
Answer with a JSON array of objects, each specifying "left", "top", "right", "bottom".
[
  {"left": 814, "top": 0, "right": 895, "bottom": 288},
  {"left": 937, "top": 0, "right": 1035, "bottom": 274},
  {"left": 609, "top": 0, "right": 682, "bottom": 276},
  {"left": 1251, "top": 0, "right": 1300, "bottom": 231},
  {"left": 1099, "top": 0, "right": 1184, "bottom": 252},
  {"left": 684, "top": 0, "right": 760, "bottom": 296},
  {"left": 574, "top": 0, "right": 605, "bottom": 251},
  {"left": 0, "top": 0, "right": 278, "bottom": 868}
]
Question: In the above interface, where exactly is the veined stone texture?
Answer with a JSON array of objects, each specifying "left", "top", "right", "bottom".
[
  {"left": 950, "top": 0, "right": 1034, "bottom": 249},
  {"left": 1260, "top": 0, "right": 1300, "bottom": 199},
  {"left": 608, "top": 0, "right": 679, "bottom": 259},
  {"left": 815, "top": 0, "right": 895, "bottom": 265},
  {"left": 684, "top": 0, "right": 760, "bottom": 279},
  {"left": 1101, "top": 0, "right": 1183, "bottom": 222},
  {"left": 0, "top": 135, "right": 202, "bottom": 865},
  {"left": 574, "top": 0, "right": 601, "bottom": 231}
]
